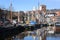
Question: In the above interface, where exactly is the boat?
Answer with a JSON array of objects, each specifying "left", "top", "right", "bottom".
[{"left": 54, "top": 22, "right": 60, "bottom": 33}]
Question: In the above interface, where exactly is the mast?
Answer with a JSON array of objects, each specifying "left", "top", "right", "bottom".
[
  {"left": 38, "top": 0, "right": 40, "bottom": 9},
  {"left": 10, "top": 0, "right": 12, "bottom": 22},
  {"left": 18, "top": 11, "right": 20, "bottom": 23}
]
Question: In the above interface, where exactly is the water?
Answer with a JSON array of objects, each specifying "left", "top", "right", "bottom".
[
  {"left": 11, "top": 33, "right": 60, "bottom": 40},
  {"left": 46, "top": 36, "right": 60, "bottom": 40},
  {"left": 8, "top": 30, "right": 40, "bottom": 40},
  {"left": 5, "top": 27, "right": 60, "bottom": 40},
  {"left": 13, "top": 35, "right": 60, "bottom": 40},
  {"left": 12, "top": 35, "right": 39, "bottom": 40},
  {"left": 12, "top": 35, "right": 60, "bottom": 40}
]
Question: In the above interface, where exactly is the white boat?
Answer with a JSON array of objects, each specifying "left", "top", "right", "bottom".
[{"left": 48, "top": 30, "right": 54, "bottom": 34}]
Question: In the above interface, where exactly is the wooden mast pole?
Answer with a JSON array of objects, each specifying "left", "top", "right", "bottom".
[
  {"left": 10, "top": 0, "right": 12, "bottom": 22},
  {"left": 18, "top": 11, "right": 20, "bottom": 23}
]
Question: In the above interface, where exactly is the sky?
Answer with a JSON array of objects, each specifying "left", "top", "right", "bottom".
[{"left": 0, "top": 0, "right": 60, "bottom": 11}]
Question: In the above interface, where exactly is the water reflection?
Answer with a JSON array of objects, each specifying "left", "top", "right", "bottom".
[
  {"left": 24, "top": 36, "right": 34, "bottom": 40},
  {"left": 6, "top": 27, "right": 60, "bottom": 40},
  {"left": 11, "top": 31, "right": 39, "bottom": 40},
  {"left": 12, "top": 32, "right": 60, "bottom": 40},
  {"left": 46, "top": 36, "right": 60, "bottom": 40}
]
